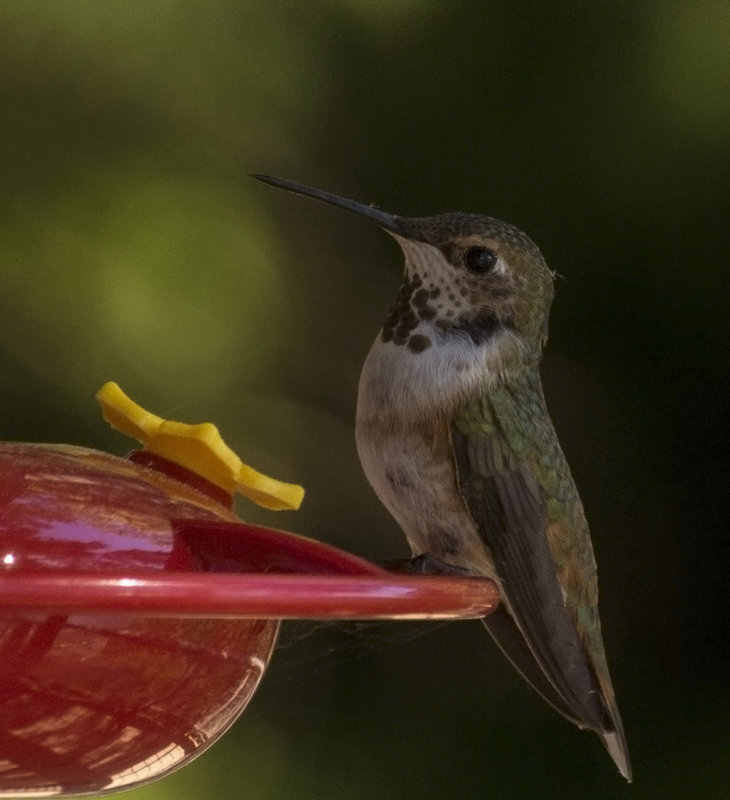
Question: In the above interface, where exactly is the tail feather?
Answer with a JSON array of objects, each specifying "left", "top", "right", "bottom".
[
  {"left": 482, "top": 610, "right": 632, "bottom": 781},
  {"left": 600, "top": 701, "right": 632, "bottom": 781}
]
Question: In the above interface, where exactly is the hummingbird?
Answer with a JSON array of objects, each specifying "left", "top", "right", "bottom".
[{"left": 253, "top": 174, "right": 631, "bottom": 781}]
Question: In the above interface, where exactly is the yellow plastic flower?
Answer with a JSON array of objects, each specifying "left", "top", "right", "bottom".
[{"left": 96, "top": 382, "right": 304, "bottom": 511}]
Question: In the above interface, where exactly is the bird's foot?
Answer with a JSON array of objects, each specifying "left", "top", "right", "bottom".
[{"left": 382, "top": 553, "right": 473, "bottom": 576}]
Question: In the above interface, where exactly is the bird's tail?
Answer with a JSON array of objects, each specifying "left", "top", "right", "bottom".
[{"left": 599, "top": 701, "right": 632, "bottom": 782}]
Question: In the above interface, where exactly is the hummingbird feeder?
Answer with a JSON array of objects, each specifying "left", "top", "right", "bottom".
[{"left": 0, "top": 384, "right": 498, "bottom": 797}]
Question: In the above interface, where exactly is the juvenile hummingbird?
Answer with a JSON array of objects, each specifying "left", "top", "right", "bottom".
[{"left": 254, "top": 174, "right": 631, "bottom": 780}]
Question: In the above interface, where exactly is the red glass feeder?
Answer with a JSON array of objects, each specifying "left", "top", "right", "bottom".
[{"left": 0, "top": 434, "right": 498, "bottom": 797}]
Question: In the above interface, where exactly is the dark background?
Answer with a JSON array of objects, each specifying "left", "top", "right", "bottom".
[{"left": 1, "top": 2, "right": 728, "bottom": 798}]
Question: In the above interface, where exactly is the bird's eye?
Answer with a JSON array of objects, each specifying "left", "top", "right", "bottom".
[{"left": 464, "top": 247, "right": 497, "bottom": 274}]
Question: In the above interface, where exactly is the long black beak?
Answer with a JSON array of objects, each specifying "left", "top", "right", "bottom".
[{"left": 252, "top": 174, "right": 408, "bottom": 236}]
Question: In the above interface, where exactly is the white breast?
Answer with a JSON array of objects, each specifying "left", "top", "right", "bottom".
[
  {"left": 354, "top": 330, "right": 499, "bottom": 577},
  {"left": 356, "top": 328, "right": 496, "bottom": 428}
]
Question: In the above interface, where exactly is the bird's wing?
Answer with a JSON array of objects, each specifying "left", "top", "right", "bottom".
[{"left": 450, "top": 394, "right": 607, "bottom": 731}]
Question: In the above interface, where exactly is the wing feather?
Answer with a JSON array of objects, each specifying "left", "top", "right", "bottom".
[{"left": 451, "top": 420, "right": 607, "bottom": 730}]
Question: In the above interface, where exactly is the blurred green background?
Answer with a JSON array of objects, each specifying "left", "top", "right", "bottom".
[{"left": 1, "top": 1, "right": 728, "bottom": 798}]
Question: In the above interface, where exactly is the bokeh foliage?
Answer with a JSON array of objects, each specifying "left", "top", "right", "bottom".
[{"left": 1, "top": 2, "right": 728, "bottom": 798}]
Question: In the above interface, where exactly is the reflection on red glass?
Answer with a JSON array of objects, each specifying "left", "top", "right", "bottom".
[
  {"left": 0, "top": 443, "right": 279, "bottom": 796},
  {"left": 0, "top": 614, "right": 276, "bottom": 795}
]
